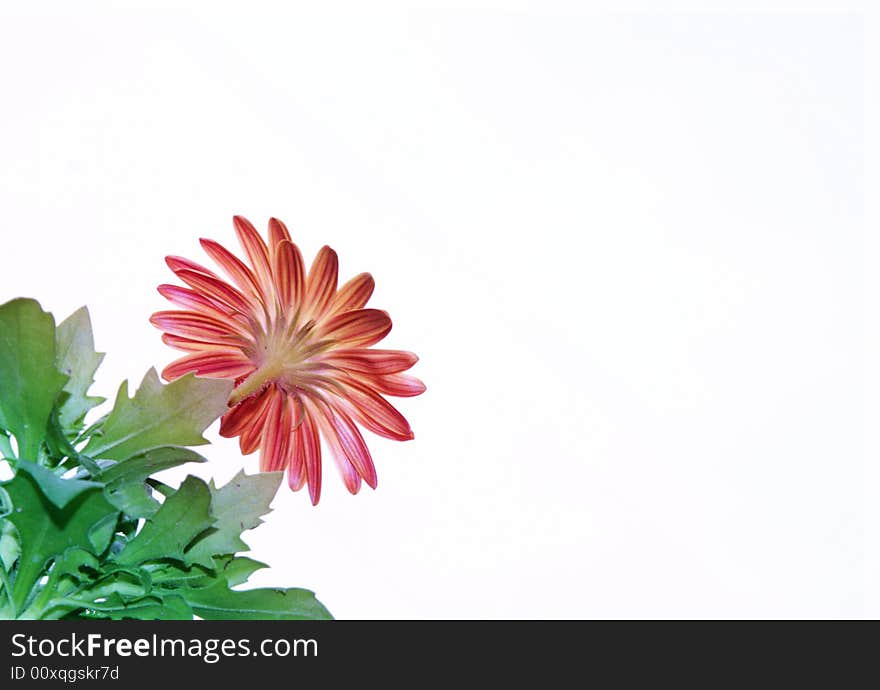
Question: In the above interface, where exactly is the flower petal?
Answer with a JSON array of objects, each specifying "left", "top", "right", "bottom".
[
  {"left": 161, "top": 333, "right": 217, "bottom": 352},
  {"left": 287, "top": 438, "right": 307, "bottom": 491},
  {"left": 150, "top": 310, "right": 252, "bottom": 343},
  {"left": 166, "top": 255, "right": 219, "bottom": 278},
  {"left": 367, "top": 373, "right": 426, "bottom": 398},
  {"left": 297, "top": 410, "right": 322, "bottom": 505},
  {"left": 323, "top": 348, "right": 418, "bottom": 375},
  {"left": 305, "top": 245, "right": 338, "bottom": 317},
  {"left": 329, "top": 272, "right": 374, "bottom": 315},
  {"left": 200, "top": 238, "right": 266, "bottom": 302},
  {"left": 220, "top": 388, "right": 269, "bottom": 438},
  {"left": 157, "top": 284, "right": 216, "bottom": 312},
  {"left": 335, "top": 452, "right": 362, "bottom": 494},
  {"left": 319, "top": 309, "right": 391, "bottom": 347},
  {"left": 260, "top": 391, "right": 292, "bottom": 472},
  {"left": 234, "top": 215, "right": 275, "bottom": 299},
  {"left": 162, "top": 351, "right": 255, "bottom": 381},
  {"left": 316, "top": 413, "right": 362, "bottom": 494},
  {"left": 174, "top": 269, "right": 254, "bottom": 316},
  {"left": 156, "top": 285, "right": 247, "bottom": 328},
  {"left": 268, "top": 217, "right": 292, "bottom": 257},
  {"left": 339, "top": 379, "right": 414, "bottom": 441},
  {"left": 286, "top": 394, "right": 307, "bottom": 490},
  {"left": 273, "top": 239, "right": 306, "bottom": 314},
  {"left": 238, "top": 387, "right": 277, "bottom": 455},
  {"left": 322, "top": 405, "right": 377, "bottom": 489}
]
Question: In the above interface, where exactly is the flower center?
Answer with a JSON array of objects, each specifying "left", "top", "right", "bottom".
[{"left": 228, "top": 317, "right": 334, "bottom": 405}]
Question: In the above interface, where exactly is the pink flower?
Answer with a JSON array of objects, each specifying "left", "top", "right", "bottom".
[{"left": 151, "top": 216, "right": 424, "bottom": 504}]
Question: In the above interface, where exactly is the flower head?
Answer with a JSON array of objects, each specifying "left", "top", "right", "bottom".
[{"left": 151, "top": 216, "right": 424, "bottom": 504}]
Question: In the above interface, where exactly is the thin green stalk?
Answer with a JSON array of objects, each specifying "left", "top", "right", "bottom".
[
  {"left": 0, "top": 565, "right": 14, "bottom": 612},
  {"left": 0, "top": 433, "right": 15, "bottom": 462}
]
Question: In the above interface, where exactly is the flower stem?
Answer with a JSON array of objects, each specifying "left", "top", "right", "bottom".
[{"left": 229, "top": 362, "right": 282, "bottom": 405}]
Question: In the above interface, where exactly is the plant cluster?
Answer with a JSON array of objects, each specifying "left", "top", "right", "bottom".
[{"left": 0, "top": 298, "right": 331, "bottom": 620}]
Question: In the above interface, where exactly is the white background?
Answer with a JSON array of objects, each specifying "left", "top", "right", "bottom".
[{"left": 0, "top": 2, "right": 873, "bottom": 618}]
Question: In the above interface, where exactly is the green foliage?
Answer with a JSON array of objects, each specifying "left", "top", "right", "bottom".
[
  {"left": 185, "top": 471, "right": 281, "bottom": 567},
  {"left": 0, "top": 298, "right": 332, "bottom": 621},
  {"left": 15, "top": 460, "right": 103, "bottom": 509},
  {"left": 0, "top": 520, "right": 19, "bottom": 571},
  {"left": 83, "top": 369, "right": 231, "bottom": 462},
  {"left": 55, "top": 307, "right": 105, "bottom": 431},
  {"left": 1, "top": 468, "right": 117, "bottom": 613},
  {"left": 0, "top": 299, "right": 69, "bottom": 459},
  {"left": 184, "top": 580, "right": 333, "bottom": 620},
  {"left": 215, "top": 556, "right": 269, "bottom": 587},
  {"left": 102, "top": 446, "right": 208, "bottom": 518},
  {"left": 115, "top": 475, "right": 213, "bottom": 566}
]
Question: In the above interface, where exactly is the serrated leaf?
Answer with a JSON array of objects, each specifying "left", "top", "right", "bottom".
[
  {"left": 1, "top": 470, "right": 118, "bottom": 613},
  {"left": 114, "top": 475, "right": 213, "bottom": 566},
  {"left": 55, "top": 307, "right": 105, "bottom": 432},
  {"left": 102, "top": 446, "right": 207, "bottom": 517},
  {"left": 81, "top": 592, "right": 192, "bottom": 620},
  {"left": 154, "top": 556, "right": 267, "bottom": 590},
  {"left": 0, "top": 298, "right": 69, "bottom": 459},
  {"left": 15, "top": 460, "right": 103, "bottom": 510},
  {"left": 185, "top": 471, "right": 282, "bottom": 567},
  {"left": 215, "top": 555, "right": 269, "bottom": 587},
  {"left": 183, "top": 579, "right": 333, "bottom": 620},
  {"left": 147, "top": 562, "right": 215, "bottom": 588},
  {"left": 83, "top": 369, "right": 231, "bottom": 462}
]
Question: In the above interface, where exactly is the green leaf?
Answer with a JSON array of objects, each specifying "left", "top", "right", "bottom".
[
  {"left": 44, "top": 413, "right": 102, "bottom": 476},
  {"left": 102, "top": 446, "right": 207, "bottom": 517},
  {"left": 14, "top": 460, "right": 103, "bottom": 510},
  {"left": 0, "top": 298, "right": 69, "bottom": 459},
  {"left": 78, "top": 592, "right": 192, "bottom": 620},
  {"left": 114, "top": 475, "right": 213, "bottom": 566},
  {"left": 216, "top": 556, "right": 269, "bottom": 587},
  {"left": 1, "top": 470, "right": 118, "bottom": 613},
  {"left": 147, "top": 562, "right": 215, "bottom": 588},
  {"left": 83, "top": 369, "right": 231, "bottom": 462},
  {"left": 47, "top": 547, "right": 99, "bottom": 585},
  {"left": 85, "top": 571, "right": 151, "bottom": 602},
  {"left": 185, "top": 471, "right": 282, "bottom": 567},
  {"left": 104, "top": 480, "right": 158, "bottom": 521},
  {"left": 148, "top": 556, "right": 268, "bottom": 591},
  {"left": 55, "top": 307, "right": 105, "bottom": 432},
  {"left": 182, "top": 579, "right": 333, "bottom": 620},
  {"left": 88, "top": 513, "right": 118, "bottom": 554},
  {"left": 22, "top": 547, "right": 101, "bottom": 619}
]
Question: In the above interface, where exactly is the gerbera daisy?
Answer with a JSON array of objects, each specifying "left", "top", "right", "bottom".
[{"left": 150, "top": 216, "right": 424, "bottom": 504}]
